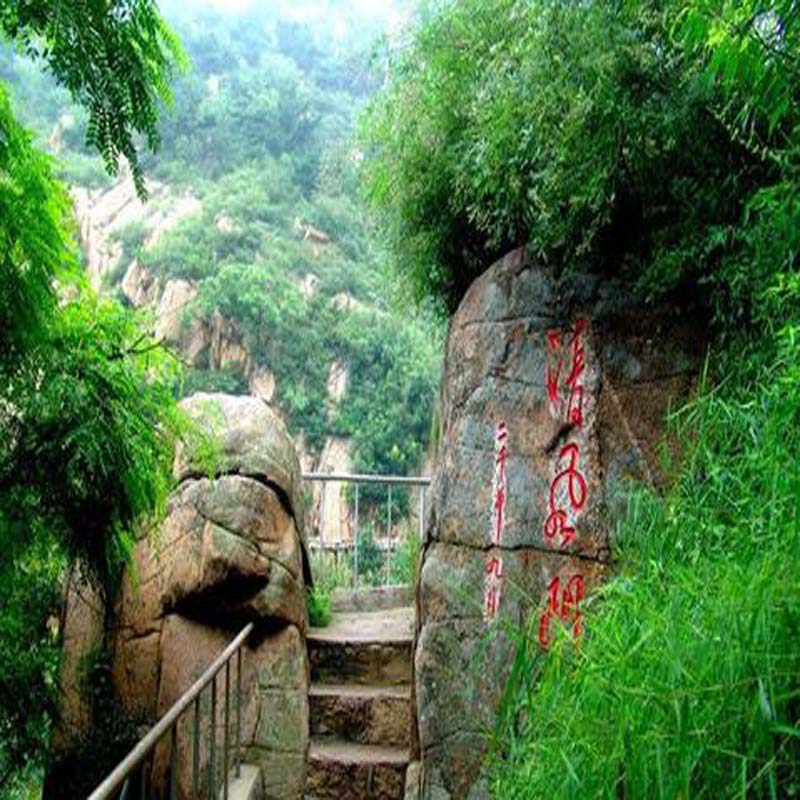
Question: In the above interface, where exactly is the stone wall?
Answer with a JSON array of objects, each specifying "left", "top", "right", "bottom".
[
  {"left": 46, "top": 393, "right": 311, "bottom": 800},
  {"left": 409, "top": 247, "right": 706, "bottom": 799}
]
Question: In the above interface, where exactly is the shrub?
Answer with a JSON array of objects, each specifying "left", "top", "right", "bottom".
[
  {"left": 351, "top": 525, "right": 383, "bottom": 587},
  {"left": 306, "top": 585, "right": 332, "bottom": 628},
  {"left": 388, "top": 526, "right": 421, "bottom": 586},
  {"left": 360, "top": 0, "right": 769, "bottom": 313},
  {"left": 310, "top": 550, "right": 354, "bottom": 593}
]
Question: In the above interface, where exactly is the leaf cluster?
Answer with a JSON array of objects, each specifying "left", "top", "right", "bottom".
[
  {"left": 0, "top": 0, "right": 186, "bottom": 196},
  {"left": 360, "top": 0, "right": 783, "bottom": 315}
]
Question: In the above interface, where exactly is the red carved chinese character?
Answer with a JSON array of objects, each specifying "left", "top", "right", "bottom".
[
  {"left": 485, "top": 584, "right": 501, "bottom": 619},
  {"left": 550, "top": 443, "right": 587, "bottom": 512},
  {"left": 492, "top": 421, "right": 509, "bottom": 546},
  {"left": 538, "top": 575, "right": 585, "bottom": 648},
  {"left": 543, "top": 443, "right": 587, "bottom": 547},
  {"left": 493, "top": 486, "right": 506, "bottom": 544},
  {"left": 566, "top": 385, "right": 584, "bottom": 427},
  {"left": 486, "top": 555, "right": 504, "bottom": 578},
  {"left": 547, "top": 364, "right": 562, "bottom": 405},
  {"left": 546, "top": 329, "right": 564, "bottom": 410},
  {"left": 564, "top": 318, "right": 587, "bottom": 427},
  {"left": 543, "top": 508, "right": 576, "bottom": 545}
]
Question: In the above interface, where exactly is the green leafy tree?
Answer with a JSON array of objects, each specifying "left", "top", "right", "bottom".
[
  {"left": 0, "top": 1, "right": 185, "bottom": 791},
  {"left": 360, "top": 0, "right": 772, "bottom": 314},
  {"left": 0, "top": 0, "right": 186, "bottom": 196}
]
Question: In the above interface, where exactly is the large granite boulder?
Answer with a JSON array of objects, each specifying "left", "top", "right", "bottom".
[
  {"left": 410, "top": 247, "right": 706, "bottom": 799},
  {"left": 47, "top": 393, "right": 310, "bottom": 800}
]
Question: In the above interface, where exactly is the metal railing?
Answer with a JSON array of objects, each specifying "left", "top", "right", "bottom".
[
  {"left": 302, "top": 472, "right": 431, "bottom": 587},
  {"left": 88, "top": 622, "right": 254, "bottom": 800}
]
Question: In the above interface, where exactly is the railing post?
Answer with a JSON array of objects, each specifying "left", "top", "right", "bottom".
[
  {"left": 209, "top": 674, "right": 217, "bottom": 796},
  {"left": 419, "top": 485, "right": 426, "bottom": 542},
  {"left": 87, "top": 624, "right": 253, "bottom": 800},
  {"left": 236, "top": 648, "right": 242, "bottom": 779},
  {"left": 319, "top": 480, "right": 326, "bottom": 544},
  {"left": 192, "top": 696, "right": 200, "bottom": 800},
  {"left": 386, "top": 485, "right": 393, "bottom": 585},
  {"left": 354, "top": 482, "right": 359, "bottom": 588},
  {"left": 169, "top": 723, "right": 178, "bottom": 800},
  {"left": 139, "top": 759, "right": 146, "bottom": 800},
  {"left": 224, "top": 661, "right": 230, "bottom": 800}
]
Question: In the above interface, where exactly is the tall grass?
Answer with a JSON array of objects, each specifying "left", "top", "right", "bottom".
[
  {"left": 388, "top": 526, "right": 421, "bottom": 585},
  {"left": 490, "top": 330, "right": 800, "bottom": 798}
]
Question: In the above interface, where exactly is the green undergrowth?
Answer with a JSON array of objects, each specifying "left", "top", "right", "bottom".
[
  {"left": 490, "top": 329, "right": 800, "bottom": 797},
  {"left": 388, "top": 526, "right": 421, "bottom": 586},
  {"left": 306, "top": 585, "right": 333, "bottom": 628}
]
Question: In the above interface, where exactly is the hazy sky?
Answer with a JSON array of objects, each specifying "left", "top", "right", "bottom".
[
  {"left": 173, "top": 0, "right": 408, "bottom": 40},
  {"left": 189, "top": 0, "right": 400, "bottom": 19}
]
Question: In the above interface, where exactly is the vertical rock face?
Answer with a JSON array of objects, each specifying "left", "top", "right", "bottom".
[
  {"left": 47, "top": 394, "right": 311, "bottom": 800},
  {"left": 412, "top": 247, "right": 706, "bottom": 800},
  {"left": 312, "top": 436, "right": 354, "bottom": 545}
]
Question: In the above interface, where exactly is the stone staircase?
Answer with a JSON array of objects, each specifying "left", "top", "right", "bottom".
[{"left": 305, "top": 594, "right": 414, "bottom": 800}]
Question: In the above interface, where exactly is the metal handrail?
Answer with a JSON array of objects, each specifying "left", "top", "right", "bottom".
[
  {"left": 302, "top": 471, "right": 431, "bottom": 486},
  {"left": 88, "top": 622, "right": 255, "bottom": 800},
  {"left": 303, "top": 472, "right": 431, "bottom": 588}
]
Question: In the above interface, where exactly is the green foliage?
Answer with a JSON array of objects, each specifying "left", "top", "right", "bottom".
[
  {"left": 2, "top": 3, "right": 444, "bottom": 489},
  {"left": 352, "top": 525, "right": 383, "bottom": 586},
  {"left": 0, "top": 0, "right": 186, "bottom": 196},
  {"left": 310, "top": 549, "right": 354, "bottom": 593},
  {"left": 360, "top": 0, "right": 773, "bottom": 313},
  {"left": 0, "top": 536, "right": 64, "bottom": 793},
  {"left": 0, "top": 82, "right": 77, "bottom": 358},
  {"left": 388, "top": 527, "right": 421, "bottom": 586},
  {"left": 0, "top": 4, "right": 187, "bottom": 790},
  {"left": 306, "top": 585, "right": 333, "bottom": 628},
  {"left": 480, "top": 5, "right": 800, "bottom": 795},
  {"left": 112, "top": 221, "right": 149, "bottom": 267},
  {"left": 1, "top": 297, "right": 183, "bottom": 588},
  {"left": 180, "top": 366, "right": 247, "bottom": 397}
]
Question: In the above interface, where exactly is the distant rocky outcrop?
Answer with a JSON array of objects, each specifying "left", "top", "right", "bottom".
[
  {"left": 408, "top": 246, "right": 707, "bottom": 799},
  {"left": 72, "top": 176, "right": 200, "bottom": 288},
  {"left": 72, "top": 179, "right": 359, "bottom": 522},
  {"left": 46, "top": 394, "right": 311, "bottom": 800},
  {"left": 312, "top": 436, "right": 354, "bottom": 546}
]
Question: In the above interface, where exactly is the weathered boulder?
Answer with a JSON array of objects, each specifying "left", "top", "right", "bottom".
[
  {"left": 176, "top": 394, "right": 305, "bottom": 542},
  {"left": 47, "top": 393, "right": 310, "bottom": 799},
  {"left": 413, "top": 246, "right": 706, "bottom": 799}
]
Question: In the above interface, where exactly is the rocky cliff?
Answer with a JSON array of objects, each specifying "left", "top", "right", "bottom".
[
  {"left": 408, "top": 246, "right": 707, "bottom": 799},
  {"left": 73, "top": 179, "right": 359, "bottom": 544}
]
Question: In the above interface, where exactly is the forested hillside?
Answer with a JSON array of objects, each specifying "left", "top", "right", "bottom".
[
  {"left": 2, "top": 0, "right": 440, "bottom": 478},
  {"left": 0, "top": 3, "right": 438, "bottom": 796}
]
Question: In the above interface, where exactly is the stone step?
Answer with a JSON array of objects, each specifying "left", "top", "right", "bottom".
[
  {"left": 308, "top": 607, "right": 413, "bottom": 686},
  {"left": 331, "top": 585, "right": 413, "bottom": 613},
  {"left": 310, "top": 683, "right": 411, "bottom": 747},
  {"left": 308, "top": 636, "right": 412, "bottom": 686},
  {"left": 305, "top": 739, "right": 409, "bottom": 800}
]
